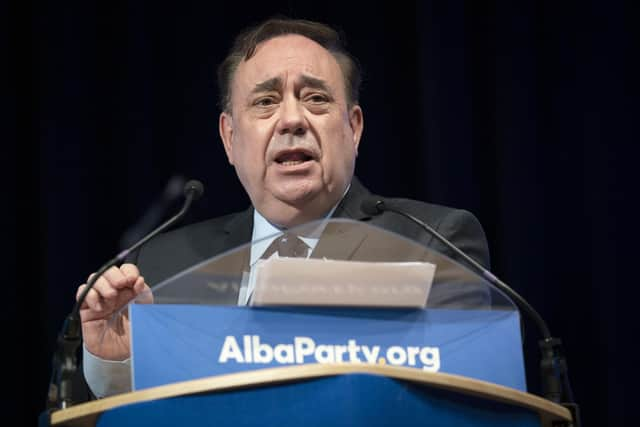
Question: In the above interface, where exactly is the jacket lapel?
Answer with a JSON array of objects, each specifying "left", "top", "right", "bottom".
[
  {"left": 223, "top": 206, "right": 253, "bottom": 249},
  {"left": 218, "top": 207, "right": 253, "bottom": 272},
  {"left": 311, "top": 177, "right": 374, "bottom": 260}
]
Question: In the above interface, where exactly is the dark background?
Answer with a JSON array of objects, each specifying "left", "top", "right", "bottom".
[{"left": 9, "top": 0, "right": 637, "bottom": 425}]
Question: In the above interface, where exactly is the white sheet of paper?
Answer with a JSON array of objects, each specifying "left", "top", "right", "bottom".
[{"left": 250, "top": 257, "right": 436, "bottom": 308}]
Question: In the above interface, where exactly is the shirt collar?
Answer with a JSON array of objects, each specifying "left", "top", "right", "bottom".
[{"left": 249, "top": 184, "right": 350, "bottom": 266}]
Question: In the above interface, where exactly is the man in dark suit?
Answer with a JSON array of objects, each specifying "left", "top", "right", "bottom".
[{"left": 76, "top": 17, "right": 490, "bottom": 398}]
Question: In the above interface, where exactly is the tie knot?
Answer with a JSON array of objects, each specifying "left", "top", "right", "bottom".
[{"left": 263, "top": 233, "right": 309, "bottom": 259}]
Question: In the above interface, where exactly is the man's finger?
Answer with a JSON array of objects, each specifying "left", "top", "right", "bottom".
[
  {"left": 90, "top": 275, "right": 119, "bottom": 301},
  {"left": 82, "top": 287, "right": 104, "bottom": 312},
  {"left": 120, "top": 263, "right": 140, "bottom": 281},
  {"left": 133, "top": 277, "right": 153, "bottom": 305},
  {"left": 102, "top": 266, "right": 132, "bottom": 289}
]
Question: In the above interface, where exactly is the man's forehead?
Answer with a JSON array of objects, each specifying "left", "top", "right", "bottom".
[
  {"left": 250, "top": 74, "right": 331, "bottom": 94},
  {"left": 233, "top": 35, "right": 343, "bottom": 92}
]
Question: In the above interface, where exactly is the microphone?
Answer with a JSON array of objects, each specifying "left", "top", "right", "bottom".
[
  {"left": 47, "top": 179, "right": 205, "bottom": 410},
  {"left": 361, "top": 197, "right": 580, "bottom": 424}
]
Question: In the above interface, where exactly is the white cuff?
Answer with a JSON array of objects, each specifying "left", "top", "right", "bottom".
[{"left": 82, "top": 345, "right": 132, "bottom": 398}]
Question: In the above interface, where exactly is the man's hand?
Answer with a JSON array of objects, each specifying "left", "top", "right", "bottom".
[{"left": 76, "top": 263, "right": 153, "bottom": 361}]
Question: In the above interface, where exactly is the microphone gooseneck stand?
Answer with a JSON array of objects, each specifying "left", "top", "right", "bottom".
[
  {"left": 47, "top": 180, "right": 204, "bottom": 410},
  {"left": 361, "top": 198, "right": 580, "bottom": 427}
]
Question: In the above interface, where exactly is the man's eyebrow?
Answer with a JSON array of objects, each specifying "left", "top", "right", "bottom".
[
  {"left": 299, "top": 75, "right": 331, "bottom": 93},
  {"left": 251, "top": 77, "right": 283, "bottom": 94},
  {"left": 250, "top": 75, "right": 333, "bottom": 96}
]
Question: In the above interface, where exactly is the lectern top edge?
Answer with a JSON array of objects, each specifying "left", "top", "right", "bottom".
[{"left": 50, "top": 364, "right": 571, "bottom": 427}]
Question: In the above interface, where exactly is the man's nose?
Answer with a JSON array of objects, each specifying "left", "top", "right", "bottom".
[{"left": 276, "top": 97, "right": 307, "bottom": 136}]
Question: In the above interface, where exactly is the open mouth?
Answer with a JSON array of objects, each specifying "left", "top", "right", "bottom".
[{"left": 274, "top": 149, "right": 315, "bottom": 166}]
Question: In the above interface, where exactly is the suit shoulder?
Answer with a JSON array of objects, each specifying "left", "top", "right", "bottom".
[
  {"left": 384, "top": 197, "right": 480, "bottom": 227},
  {"left": 379, "top": 196, "right": 490, "bottom": 267},
  {"left": 132, "top": 209, "right": 252, "bottom": 285},
  {"left": 161, "top": 211, "right": 243, "bottom": 240}
]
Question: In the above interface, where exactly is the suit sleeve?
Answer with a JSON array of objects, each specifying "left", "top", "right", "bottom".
[
  {"left": 430, "top": 208, "right": 491, "bottom": 269},
  {"left": 423, "top": 208, "right": 493, "bottom": 309}
]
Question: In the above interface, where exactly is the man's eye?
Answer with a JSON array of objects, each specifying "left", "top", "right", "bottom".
[
  {"left": 255, "top": 97, "right": 277, "bottom": 107},
  {"left": 306, "top": 94, "right": 329, "bottom": 103}
]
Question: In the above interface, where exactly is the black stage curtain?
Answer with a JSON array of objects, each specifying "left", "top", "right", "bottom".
[{"left": 11, "top": 1, "right": 637, "bottom": 424}]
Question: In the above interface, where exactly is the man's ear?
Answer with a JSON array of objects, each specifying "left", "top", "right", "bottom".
[
  {"left": 219, "top": 112, "right": 234, "bottom": 165},
  {"left": 349, "top": 105, "right": 364, "bottom": 156}
]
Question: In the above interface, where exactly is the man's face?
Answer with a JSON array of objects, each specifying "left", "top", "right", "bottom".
[{"left": 219, "top": 35, "right": 364, "bottom": 228}]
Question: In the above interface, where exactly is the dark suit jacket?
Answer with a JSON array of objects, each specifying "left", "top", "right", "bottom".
[{"left": 133, "top": 176, "right": 491, "bottom": 307}]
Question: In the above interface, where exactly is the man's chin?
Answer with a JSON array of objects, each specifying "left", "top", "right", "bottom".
[
  {"left": 259, "top": 189, "right": 331, "bottom": 227},
  {"left": 270, "top": 179, "right": 322, "bottom": 204},
  {"left": 275, "top": 190, "right": 318, "bottom": 208}
]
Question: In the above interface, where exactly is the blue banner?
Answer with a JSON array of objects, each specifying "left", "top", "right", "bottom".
[{"left": 130, "top": 305, "right": 526, "bottom": 392}]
